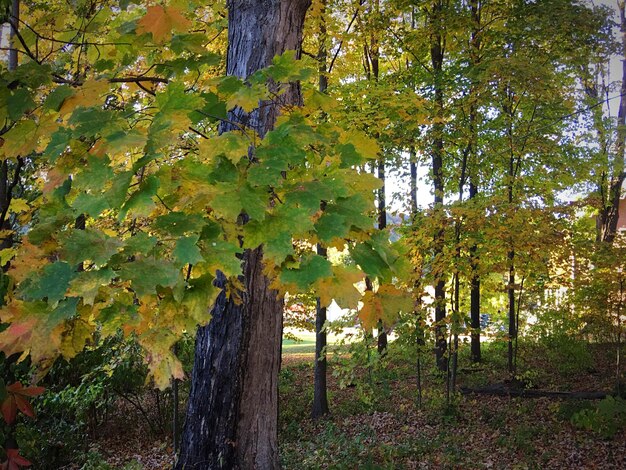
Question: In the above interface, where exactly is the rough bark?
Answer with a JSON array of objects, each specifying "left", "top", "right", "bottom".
[{"left": 176, "top": 1, "right": 310, "bottom": 468}]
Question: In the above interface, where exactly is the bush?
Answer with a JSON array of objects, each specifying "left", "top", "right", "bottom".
[
  {"left": 571, "top": 396, "right": 626, "bottom": 439},
  {"left": 15, "top": 334, "right": 148, "bottom": 468}
]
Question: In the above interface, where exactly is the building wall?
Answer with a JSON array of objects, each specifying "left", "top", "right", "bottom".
[{"left": 619, "top": 198, "right": 626, "bottom": 232}]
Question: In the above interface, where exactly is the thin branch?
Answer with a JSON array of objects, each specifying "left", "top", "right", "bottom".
[
  {"left": 189, "top": 127, "right": 209, "bottom": 140},
  {"left": 328, "top": 0, "right": 365, "bottom": 75},
  {"left": 7, "top": 19, "right": 40, "bottom": 63}
]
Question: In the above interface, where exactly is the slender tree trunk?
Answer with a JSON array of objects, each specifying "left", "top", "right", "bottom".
[
  {"left": 377, "top": 157, "right": 388, "bottom": 354},
  {"left": 600, "top": 0, "right": 626, "bottom": 244},
  {"left": 312, "top": 267, "right": 329, "bottom": 418},
  {"left": 0, "top": 0, "right": 23, "bottom": 254},
  {"left": 410, "top": 148, "right": 418, "bottom": 215},
  {"left": 312, "top": 0, "right": 330, "bottom": 420},
  {"left": 469, "top": 180, "right": 481, "bottom": 363},
  {"left": 362, "top": 0, "right": 388, "bottom": 354},
  {"left": 430, "top": 0, "right": 447, "bottom": 371},
  {"left": 468, "top": 0, "right": 481, "bottom": 363},
  {"left": 409, "top": 147, "right": 424, "bottom": 407},
  {"left": 176, "top": 2, "right": 310, "bottom": 468},
  {"left": 507, "top": 255, "right": 516, "bottom": 375}
]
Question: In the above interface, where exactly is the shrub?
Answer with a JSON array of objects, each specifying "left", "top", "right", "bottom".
[{"left": 571, "top": 396, "right": 626, "bottom": 439}]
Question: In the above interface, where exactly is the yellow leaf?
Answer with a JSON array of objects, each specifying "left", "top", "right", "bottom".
[
  {"left": 137, "top": 5, "right": 191, "bottom": 44},
  {"left": 59, "top": 318, "right": 94, "bottom": 360},
  {"left": 8, "top": 198, "right": 29, "bottom": 214},
  {"left": 199, "top": 132, "right": 250, "bottom": 164},
  {"left": 315, "top": 265, "right": 364, "bottom": 310},
  {"left": 343, "top": 131, "right": 379, "bottom": 160},
  {"left": 226, "top": 83, "right": 268, "bottom": 113},
  {"left": 0, "top": 248, "right": 16, "bottom": 266},
  {"left": 1, "top": 120, "right": 37, "bottom": 160},
  {"left": 149, "top": 351, "right": 184, "bottom": 390},
  {"left": 358, "top": 284, "right": 412, "bottom": 330},
  {"left": 9, "top": 239, "right": 49, "bottom": 283},
  {"left": 59, "top": 80, "right": 110, "bottom": 116}
]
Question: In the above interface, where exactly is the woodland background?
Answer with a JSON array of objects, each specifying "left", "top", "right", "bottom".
[{"left": 0, "top": 0, "right": 625, "bottom": 468}]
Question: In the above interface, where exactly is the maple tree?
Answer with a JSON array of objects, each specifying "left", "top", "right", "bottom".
[
  {"left": 0, "top": 0, "right": 624, "bottom": 466},
  {"left": 0, "top": 0, "right": 413, "bottom": 465}
]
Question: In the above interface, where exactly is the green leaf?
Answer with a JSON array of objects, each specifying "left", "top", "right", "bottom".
[
  {"left": 61, "top": 229, "right": 123, "bottom": 266},
  {"left": 315, "top": 212, "right": 348, "bottom": 243},
  {"left": 98, "top": 297, "right": 140, "bottom": 337},
  {"left": 68, "top": 268, "right": 115, "bottom": 305},
  {"left": 153, "top": 212, "right": 206, "bottom": 236},
  {"left": 350, "top": 242, "right": 388, "bottom": 280},
  {"left": 280, "top": 254, "right": 332, "bottom": 291},
  {"left": 44, "top": 128, "right": 72, "bottom": 162},
  {"left": 72, "top": 192, "right": 110, "bottom": 218},
  {"left": 45, "top": 86, "right": 74, "bottom": 111},
  {"left": 264, "top": 50, "right": 313, "bottom": 83},
  {"left": 156, "top": 81, "right": 204, "bottom": 116},
  {"left": 174, "top": 236, "right": 204, "bottom": 266},
  {"left": 210, "top": 183, "right": 267, "bottom": 221},
  {"left": 170, "top": 33, "right": 210, "bottom": 54},
  {"left": 197, "top": 240, "right": 242, "bottom": 278},
  {"left": 73, "top": 155, "right": 114, "bottom": 191},
  {"left": 119, "top": 175, "right": 159, "bottom": 220},
  {"left": 68, "top": 107, "right": 124, "bottom": 137},
  {"left": 8, "top": 89, "right": 35, "bottom": 120},
  {"left": 244, "top": 220, "right": 294, "bottom": 264},
  {"left": 122, "top": 232, "right": 158, "bottom": 256},
  {"left": 19, "top": 262, "right": 75, "bottom": 305},
  {"left": 118, "top": 258, "right": 180, "bottom": 297}
]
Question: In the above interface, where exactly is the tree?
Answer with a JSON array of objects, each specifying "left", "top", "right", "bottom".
[{"left": 142, "top": 1, "right": 314, "bottom": 467}]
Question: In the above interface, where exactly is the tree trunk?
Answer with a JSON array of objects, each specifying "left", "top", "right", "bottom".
[
  {"left": 377, "top": 157, "right": 388, "bottom": 354},
  {"left": 176, "top": 1, "right": 310, "bottom": 468},
  {"left": 312, "top": 0, "right": 330, "bottom": 420},
  {"left": 430, "top": 0, "right": 447, "bottom": 371},
  {"left": 468, "top": 0, "right": 481, "bottom": 364},
  {"left": 312, "top": 267, "right": 329, "bottom": 418},
  {"left": 599, "top": 1, "right": 626, "bottom": 244},
  {"left": 507, "top": 253, "right": 516, "bottom": 375}
]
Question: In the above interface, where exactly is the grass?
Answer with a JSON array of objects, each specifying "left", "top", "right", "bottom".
[{"left": 282, "top": 328, "right": 360, "bottom": 355}]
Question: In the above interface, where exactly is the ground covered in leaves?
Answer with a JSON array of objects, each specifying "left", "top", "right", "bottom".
[{"left": 87, "top": 341, "right": 625, "bottom": 469}]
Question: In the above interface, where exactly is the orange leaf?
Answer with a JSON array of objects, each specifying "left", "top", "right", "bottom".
[
  {"left": 137, "top": 5, "right": 191, "bottom": 44},
  {"left": 1, "top": 395, "right": 16, "bottom": 425},
  {"left": 5, "top": 448, "right": 32, "bottom": 468},
  {"left": 7, "top": 382, "right": 45, "bottom": 398},
  {"left": 13, "top": 395, "right": 34, "bottom": 419}
]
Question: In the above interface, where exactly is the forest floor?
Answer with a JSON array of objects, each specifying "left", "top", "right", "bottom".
[{"left": 89, "top": 338, "right": 626, "bottom": 469}]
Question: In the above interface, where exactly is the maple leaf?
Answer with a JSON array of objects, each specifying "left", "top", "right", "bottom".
[
  {"left": 358, "top": 284, "right": 412, "bottom": 331},
  {"left": 58, "top": 79, "right": 109, "bottom": 116},
  {"left": 2, "top": 448, "right": 33, "bottom": 470},
  {"left": 0, "top": 319, "right": 36, "bottom": 359},
  {"left": 1, "top": 382, "right": 45, "bottom": 424},
  {"left": 280, "top": 254, "right": 332, "bottom": 291},
  {"left": 314, "top": 265, "right": 364, "bottom": 310},
  {"left": 137, "top": 5, "right": 191, "bottom": 44}
]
